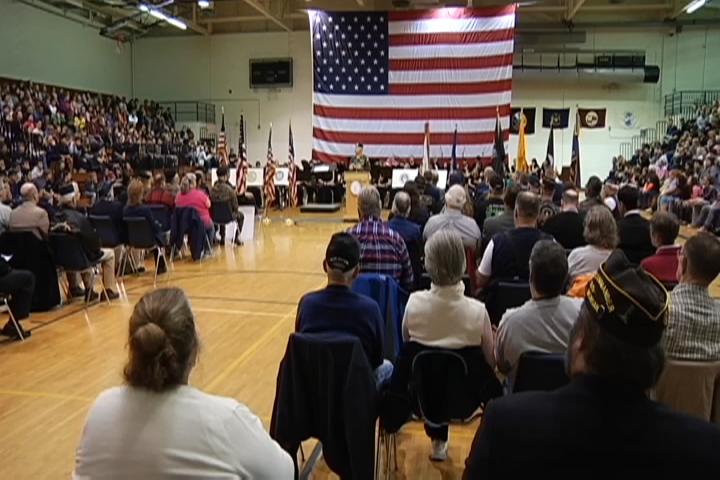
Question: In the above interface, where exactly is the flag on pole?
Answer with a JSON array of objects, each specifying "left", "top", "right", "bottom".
[
  {"left": 450, "top": 126, "right": 458, "bottom": 172},
  {"left": 309, "top": 7, "right": 515, "bottom": 165},
  {"left": 571, "top": 111, "right": 581, "bottom": 187},
  {"left": 236, "top": 114, "right": 249, "bottom": 194},
  {"left": 493, "top": 107, "right": 506, "bottom": 177},
  {"left": 217, "top": 107, "right": 228, "bottom": 166},
  {"left": 516, "top": 113, "right": 529, "bottom": 173},
  {"left": 264, "top": 124, "right": 276, "bottom": 207},
  {"left": 421, "top": 121, "right": 430, "bottom": 174},
  {"left": 545, "top": 126, "right": 555, "bottom": 168},
  {"left": 288, "top": 122, "right": 299, "bottom": 207}
]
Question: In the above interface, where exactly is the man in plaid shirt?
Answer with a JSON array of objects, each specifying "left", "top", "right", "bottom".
[
  {"left": 348, "top": 187, "right": 413, "bottom": 292},
  {"left": 664, "top": 232, "right": 720, "bottom": 360}
]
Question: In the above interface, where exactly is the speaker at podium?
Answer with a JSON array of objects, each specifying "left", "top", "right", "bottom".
[{"left": 344, "top": 170, "right": 371, "bottom": 222}]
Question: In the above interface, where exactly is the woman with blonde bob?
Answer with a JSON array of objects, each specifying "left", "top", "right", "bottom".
[
  {"left": 567, "top": 206, "right": 619, "bottom": 281},
  {"left": 74, "top": 288, "right": 293, "bottom": 479}
]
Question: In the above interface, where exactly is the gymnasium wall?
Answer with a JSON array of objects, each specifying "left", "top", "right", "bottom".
[
  {"left": 132, "top": 26, "right": 720, "bottom": 182},
  {"left": 0, "top": 0, "right": 132, "bottom": 96}
]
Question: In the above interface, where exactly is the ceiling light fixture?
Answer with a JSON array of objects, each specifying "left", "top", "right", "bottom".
[
  {"left": 685, "top": 0, "right": 706, "bottom": 14},
  {"left": 197, "top": 0, "right": 210, "bottom": 8},
  {"left": 138, "top": 3, "right": 187, "bottom": 30}
]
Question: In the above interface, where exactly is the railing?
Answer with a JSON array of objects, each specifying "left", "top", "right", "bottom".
[
  {"left": 617, "top": 120, "right": 669, "bottom": 160},
  {"left": 664, "top": 90, "right": 720, "bottom": 117},
  {"left": 159, "top": 101, "right": 216, "bottom": 124}
]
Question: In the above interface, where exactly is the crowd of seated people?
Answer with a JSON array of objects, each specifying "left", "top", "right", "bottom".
[
  {"left": 607, "top": 100, "right": 720, "bottom": 232},
  {"left": 0, "top": 79, "right": 251, "bottom": 341}
]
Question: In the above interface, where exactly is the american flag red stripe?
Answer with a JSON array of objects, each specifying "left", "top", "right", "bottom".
[
  {"left": 390, "top": 54, "right": 514, "bottom": 71},
  {"left": 310, "top": 6, "right": 515, "bottom": 164},
  {"left": 389, "top": 29, "right": 514, "bottom": 46},
  {"left": 314, "top": 104, "right": 511, "bottom": 120}
]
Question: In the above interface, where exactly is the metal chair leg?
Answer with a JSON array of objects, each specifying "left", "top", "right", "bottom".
[{"left": 3, "top": 298, "right": 24, "bottom": 342}]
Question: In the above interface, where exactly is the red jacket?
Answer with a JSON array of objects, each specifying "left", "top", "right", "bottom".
[{"left": 640, "top": 245, "right": 680, "bottom": 284}]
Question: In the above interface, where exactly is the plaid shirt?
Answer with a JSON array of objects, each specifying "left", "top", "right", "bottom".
[
  {"left": 665, "top": 283, "right": 720, "bottom": 361},
  {"left": 348, "top": 218, "right": 413, "bottom": 291}
]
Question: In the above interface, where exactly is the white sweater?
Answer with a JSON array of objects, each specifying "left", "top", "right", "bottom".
[
  {"left": 402, "top": 282, "right": 495, "bottom": 368},
  {"left": 74, "top": 385, "right": 293, "bottom": 479}
]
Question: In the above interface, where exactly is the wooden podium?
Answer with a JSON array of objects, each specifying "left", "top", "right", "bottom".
[{"left": 344, "top": 170, "right": 371, "bottom": 222}]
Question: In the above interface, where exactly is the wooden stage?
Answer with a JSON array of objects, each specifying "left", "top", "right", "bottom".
[{"left": 0, "top": 209, "right": 479, "bottom": 480}]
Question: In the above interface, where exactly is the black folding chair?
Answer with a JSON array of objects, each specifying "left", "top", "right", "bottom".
[
  {"left": 512, "top": 351, "right": 569, "bottom": 393},
  {"left": 485, "top": 281, "right": 532, "bottom": 326},
  {"left": 49, "top": 232, "right": 110, "bottom": 306},
  {"left": 124, "top": 217, "right": 168, "bottom": 286},
  {"left": 210, "top": 200, "right": 238, "bottom": 245},
  {"left": 0, "top": 294, "right": 26, "bottom": 341},
  {"left": 89, "top": 215, "right": 128, "bottom": 278},
  {"left": 148, "top": 204, "right": 171, "bottom": 232}
]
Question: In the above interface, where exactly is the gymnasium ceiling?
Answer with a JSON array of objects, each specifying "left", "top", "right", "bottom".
[{"left": 20, "top": 0, "right": 720, "bottom": 40}]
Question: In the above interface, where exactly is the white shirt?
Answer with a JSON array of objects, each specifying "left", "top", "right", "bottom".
[
  {"left": 74, "top": 385, "right": 293, "bottom": 480},
  {"left": 604, "top": 196, "right": 617, "bottom": 212},
  {"left": 495, "top": 296, "right": 582, "bottom": 381},
  {"left": 0, "top": 203, "right": 10, "bottom": 235},
  {"left": 402, "top": 282, "right": 495, "bottom": 368},
  {"left": 567, "top": 244, "right": 613, "bottom": 281}
]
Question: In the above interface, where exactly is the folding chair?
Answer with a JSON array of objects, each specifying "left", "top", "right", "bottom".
[
  {"left": 512, "top": 351, "right": 569, "bottom": 393},
  {"left": 210, "top": 200, "right": 238, "bottom": 245},
  {"left": 49, "top": 232, "right": 111, "bottom": 306},
  {"left": 124, "top": 217, "right": 168, "bottom": 286},
  {"left": 0, "top": 294, "right": 26, "bottom": 341},
  {"left": 89, "top": 215, "right": 130, "bottom": 278},
  {"left": 148, "top": 204, "right": 171, "bottom": 232}
]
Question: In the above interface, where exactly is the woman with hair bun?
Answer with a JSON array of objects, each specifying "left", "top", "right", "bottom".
[{"left": 74, "top": 288, "right": 293, "bottom": 479}]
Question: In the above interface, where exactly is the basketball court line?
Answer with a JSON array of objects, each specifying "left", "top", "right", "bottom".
[
  {"left": 203, "top": 278, "right": 326, "bottom": 392},
  {"left": 0, "top": 389, "right": 93, "bottom": 402}
]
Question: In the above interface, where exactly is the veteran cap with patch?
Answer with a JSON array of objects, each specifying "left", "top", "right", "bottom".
[{"left": 584, "top": 250, "right": 669, "bottom": 347}]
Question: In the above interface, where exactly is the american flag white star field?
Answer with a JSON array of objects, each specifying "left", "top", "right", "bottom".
[{"left": 309, "top": 6, "right": 515, "bottom": 164}]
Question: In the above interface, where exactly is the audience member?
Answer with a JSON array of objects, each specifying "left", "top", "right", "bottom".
[
  {"left": 388, "top": 192, "right": 422, "bottom": 285},
  {"left": 617, "top": 185, "right": 655, "bottom": 264},
  {"left": 403, "top": 181, "right": 430, "bottom": 230},
  {"left": 481, "top": 185, "right": 520, "bottom": 251},
  {"left": 641, "top": 212, "right": 681, "bottom": 285},
  {"left": 295, "top": 232, "right": 392, "bottom": 386},
  {"left": 495, "top": 241, "right": 582, "bottom": 383},
  {"left": 402, "top": 230, "right": 495, "bottom": 461},
  {"left": 422, "top": 170, "right": 443, "bottom": 214},
  {"left": 542, "top": 188, "right": 585, "bottom": 249},
  {"left": 74, "top": 288, "right": 294, "bottom": 478},
  {"left": 477, "top": 191, "right": 548, "bottom": 288},
  {"left": 0, "top": 257, "right": 35, "bottom": 340},
  {"left": 124, "top": 179, "right": 169, "bottom": 273},
  {"left": 146, "top": 173, "right": 175, "bottom": 210},
  {"left": 567, "top": 206, "right": 618, "bottom": 281},
  {"left": 210, "top": 166, "right": 244, "bottom": 246},
  {"left": 578, "top": 176, "right": 604, "bottom": 215},
  {"left": 664, "top": 233, "right": 720, "bottom": 361},
  {"left": 473, "top": 173, "right": 504, "bottom": 230},
  {"left": 347, "top": 187, "right": 413, "bottom": 291},
  {"left": 537, "top": 177, "right": 560, "bottom": 227},
  {"left": 464, "top": 250, "right": 720, "bottom": 477},
  {"left": 9, "top": 183, "right": 49, "bottom": 240},
  {"left": 53, "top": 185, "right": 119, "bottom": 301},
  {"left": 90, "top": 182, "right": 124, "bottom": 241},
  {"left": 423, "top": 185, "right": 481, "bottom": 250},
  {"left": 165, "top": 171, "right": 181, "bottom": 197},
  {"left": 0, "top": 179, "right": 11, "bottom": 234},
  {"left": 175, "top": 173, "right": 213, "bottom": 238}
]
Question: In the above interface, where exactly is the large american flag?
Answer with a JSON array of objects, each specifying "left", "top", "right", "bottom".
[{"left": 309, "top": 6, "right": 514, "bottom": 165}]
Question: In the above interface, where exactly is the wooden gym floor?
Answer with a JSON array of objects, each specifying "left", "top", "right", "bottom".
[{"left": 0, "top": 209, "right": 479, "bottom": 480}]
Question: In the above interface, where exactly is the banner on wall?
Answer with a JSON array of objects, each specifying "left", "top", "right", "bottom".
[
  {"left": 542, "top": 108, "right": 570, "bottom": 129},
  {"left": 578, "top": 108, "right": 607, "bottom": 129},
  {"left": 510, "top": 108, "right": 536, "bottom": 135}
]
